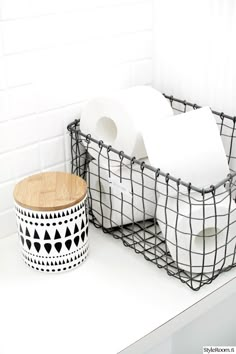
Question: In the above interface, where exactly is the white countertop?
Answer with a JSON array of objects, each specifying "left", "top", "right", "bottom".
[{"left": 1, "top": 226, "right": 236, "bottom": 354}]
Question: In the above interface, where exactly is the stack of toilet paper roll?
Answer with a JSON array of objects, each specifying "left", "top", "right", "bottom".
[
  {"left": 157, "top": 189, "right": 236, "bottom": 273},
  {"left": 81, "top": 86, "right": 173, "bottom": 227},
  {"left": 81, "top": 86, "right": 173, "bottom": 167},
  {"left": 148, "top": 107, "right": 236, "bottom": 273},
  {"left": 81, "top": 86, "right": 235, "bottom": 274}
]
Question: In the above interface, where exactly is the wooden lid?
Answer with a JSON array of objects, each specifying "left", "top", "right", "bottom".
[{"left": 13, "top": 172, "right": 87, "bottom": 211}]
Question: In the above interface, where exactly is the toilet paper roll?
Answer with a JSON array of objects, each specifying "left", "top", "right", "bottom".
[
  {"left": 157, "top": 189, "right": 236, "bottom": 273},
  {"left": 88, "top": 158, "right": 157, "bottom": 228},
  {"left": 143, "top": 107, "right": 230, "bottom": 196},
  {"left": 220, "top": 119, "right": 236, "bottom": 199},
  {"left": 81, "top": 86, "right": 173, "bottom": 167}
]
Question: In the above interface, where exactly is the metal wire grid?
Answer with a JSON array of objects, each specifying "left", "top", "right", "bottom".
[{"left": 67, "top": 94, "right": 236, "bottom": 290}]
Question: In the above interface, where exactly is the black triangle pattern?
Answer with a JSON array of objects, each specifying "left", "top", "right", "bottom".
[
  {"left": 65, "top": 239, "right": 72, "bottom": 250},
  {"left": 20, "top": 224, "right": 23, "bottom": 233},
  {"left": 34, "top": 242, "right": 41, "bottom": 253},
  {"left": 81, "top": 231, "right": 85, "bottom": 242},
  {"left": 54, "top": 230, "right": 61, "bottom": 239},
  {"left": 65, "top": 227, "right": 71, "bottom": 237},
  {"left": 25, "top": 227, "right": 30, "bottom": 237},
  {"left": 55, "top": 242, "right": 62, "bottom": 253},
  {"left": 26, "top": 239, "right": 31, "bottom": 250},
  {"left": 20, "top": 236, "right": 24, "bottom": 246},
  {"left": 34, "top": 230, "right": 40, "bottom": 239},
  {"left": 74, "top": 236, "right": 79, "bottom": 247},
  {"left": 45, "top": 243, "right": 52, "bottom": 254},
  {"left": 44, "top": 230, "right": 50, "bottom": 240},
  {"left": 74, "top": 224, "right": 79, "bottom": 234}
]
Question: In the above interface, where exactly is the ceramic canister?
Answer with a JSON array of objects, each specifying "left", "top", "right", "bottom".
[{"left": 13, "top": 172, "right": 89, "bottom": 273}]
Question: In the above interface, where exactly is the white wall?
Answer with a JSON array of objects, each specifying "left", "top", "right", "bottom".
[
  {"left": 153, "top": 0, "right": 236, "bottom": 116},
  {"left": 2, "top": 0, "right": 235, "bottom": 239},
  {"left": 0, "top": 0, "right": 153, "bottom": 239}
]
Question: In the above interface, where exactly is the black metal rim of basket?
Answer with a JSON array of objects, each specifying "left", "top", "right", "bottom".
[{"left": 67, "top": 94, "right": 236, "bottom": 291}]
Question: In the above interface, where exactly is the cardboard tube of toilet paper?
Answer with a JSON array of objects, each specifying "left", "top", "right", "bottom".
[
  {"left": 157, "top": 189, "right": 236, "bottom": 273},
  {"left": 88, "top": 158, "right": 157, "bottom": 228},
  {"left": 143, "top": 107, "right": 230, "bottom": 195},
  {"left": 80, "top": 86, "right": 173, "bottom": 167}
]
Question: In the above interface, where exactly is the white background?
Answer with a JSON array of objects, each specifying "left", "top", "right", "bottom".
[{"left": 0, "top": 2, "right": 235, "bottom": 353}]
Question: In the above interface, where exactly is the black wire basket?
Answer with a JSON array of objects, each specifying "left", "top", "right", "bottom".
[{"left": 67, "top": 94, "right": 236, "bottom": 290}]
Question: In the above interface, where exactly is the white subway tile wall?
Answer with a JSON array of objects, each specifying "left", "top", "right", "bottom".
[
  {"left": 0, "top": 0, "right": 153, "bottom": 238},
  {"left": 39, "top": 136, "right": 65, "bottom": 169}
]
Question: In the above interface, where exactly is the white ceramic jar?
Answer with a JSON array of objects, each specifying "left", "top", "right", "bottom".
[{"left": 13, "top": 172, "right": 89, "bottom": 273}]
